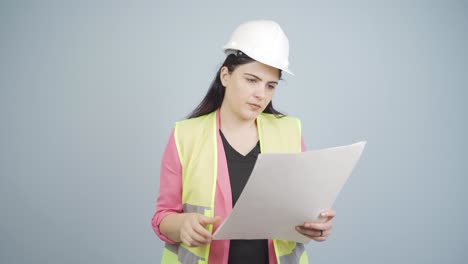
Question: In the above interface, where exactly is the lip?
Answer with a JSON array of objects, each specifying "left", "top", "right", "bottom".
[{"left": 248, "top": 103, "right": 261, "bottom": 110}]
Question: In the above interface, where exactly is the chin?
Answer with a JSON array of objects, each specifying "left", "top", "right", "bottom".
[
  {"left": 242, "top": 109, "right": 261, "bottom": 121},
  {"left": 234, "top": 108, "right": 251, "bottom": 120}
]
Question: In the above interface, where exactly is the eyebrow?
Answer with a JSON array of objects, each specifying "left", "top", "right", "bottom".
[{"left": 244, "top": 73, "right": 279, "bottom": 85}]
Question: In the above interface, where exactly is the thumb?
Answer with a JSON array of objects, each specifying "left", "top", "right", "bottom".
[{"left": 199, "top": 215, "right": 222, "bottom": 226}]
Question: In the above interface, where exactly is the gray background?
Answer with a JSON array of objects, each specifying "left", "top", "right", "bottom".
[{"left": 1, "top": 0, "right": 467, "bottom": 263}]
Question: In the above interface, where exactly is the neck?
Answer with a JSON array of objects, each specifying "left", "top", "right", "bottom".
[{"left": 219, "top": 104, "right": 257, "bottom": 133}]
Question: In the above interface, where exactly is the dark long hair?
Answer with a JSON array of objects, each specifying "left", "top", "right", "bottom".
[{"left": 187, "top": 51, "right": 285, "bottom": 119}]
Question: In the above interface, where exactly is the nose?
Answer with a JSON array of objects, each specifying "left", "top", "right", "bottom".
[{"left": 253, "top": 85, "right": 266, "bottom": 99}]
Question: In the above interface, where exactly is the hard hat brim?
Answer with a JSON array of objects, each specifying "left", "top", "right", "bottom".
[{"left": 223, "top": 48, "right": 294, "bottom": 76}]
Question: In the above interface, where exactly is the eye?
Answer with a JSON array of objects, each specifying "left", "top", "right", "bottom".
[
  {"left": 246, "top": 78, "right": 257, "bottom": 83},
  {"left": 268, "top": 84, "right": 277, "bottom": 90}
]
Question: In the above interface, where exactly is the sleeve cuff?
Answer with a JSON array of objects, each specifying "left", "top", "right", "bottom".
[{"left": 151, "top": 211, "right": 178, "bottom": 244}]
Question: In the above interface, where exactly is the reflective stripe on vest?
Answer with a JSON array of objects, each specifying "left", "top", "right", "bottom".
[
  {"left": 160, "top": 111, "right": 308, "bottom": 264},
  {"left": 275, "top": 240, "right": 308, "bottom": 264},
  {"left": 164, "top": 243, "right": 206, "bottom": 264}
]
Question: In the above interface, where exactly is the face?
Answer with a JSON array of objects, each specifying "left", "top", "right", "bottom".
[{"left": 220, "top": 61, "right": 280, "bottom": 121}]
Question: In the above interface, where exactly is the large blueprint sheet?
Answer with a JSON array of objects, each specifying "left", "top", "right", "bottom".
[{"left": 213, "top": 141, "right": 366, "bottom": 243}]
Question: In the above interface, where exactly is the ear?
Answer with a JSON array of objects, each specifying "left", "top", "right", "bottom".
[{"left": 220, "top": 66, "right": 230, "bottom": 87}]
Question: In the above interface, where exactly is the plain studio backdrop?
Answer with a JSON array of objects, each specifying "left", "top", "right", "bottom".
[{"left": 1, "top": 0, "right": 467, "bottom": 263}]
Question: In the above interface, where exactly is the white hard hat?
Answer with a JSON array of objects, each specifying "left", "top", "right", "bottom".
[{"left": 223, "top": 20, "right": 294, "bottom": 75}]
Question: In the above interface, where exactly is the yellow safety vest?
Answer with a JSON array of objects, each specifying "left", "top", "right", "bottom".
[{"left": 161, "top": 111, "right": 309, "bottom": 264}]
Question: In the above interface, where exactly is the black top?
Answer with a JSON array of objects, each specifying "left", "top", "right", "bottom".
[{"left": 220, "top": 130, "right": 269, "bottom": 264}]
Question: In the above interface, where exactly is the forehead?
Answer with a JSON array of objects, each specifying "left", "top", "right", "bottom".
[{"left": 234, "top": 61, "right": 280, "bottom": 81}]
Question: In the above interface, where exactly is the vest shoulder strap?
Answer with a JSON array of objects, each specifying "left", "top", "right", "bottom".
[{"left": 257, "top": 113, "right": 302, "bottom": 153}]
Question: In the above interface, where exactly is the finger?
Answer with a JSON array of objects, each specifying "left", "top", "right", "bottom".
[
  {"left": 311, "top": 236, "right": 328, "bottom": 242},
  {"left": 303, "top": 222, "right": 332, "bottom": 231},
  {"left": 297, "top": 225, "right": 333, "bottom": 241},
  {"left": 182, "top": 228, "right": 210, "bottom": 247},
  {"left": 305, "top": 229, "right": 332, "bottom": 241},
  {"left": 322, "top": 228, "right": 332, "bottom": 237},
  {"left": 320, "top": 209, "right": 336, "bottom": 220},
  {"left": 181, "top": 233, "right": 202, "bottom": 247},
  {"left": 199, "top": 215, "right": 222, "bottom": 226},
  {"left": 192, "top": 222, "right": 213, "bottom": 240},
  {"left": 181, "top": 235, "right": 191, "bottom": 246},
  {"left": 187, "top": 228, "right": 210, "bottom": 245},
  {"left": 295, "top": 226, "right": 322, "bottom": 237}
]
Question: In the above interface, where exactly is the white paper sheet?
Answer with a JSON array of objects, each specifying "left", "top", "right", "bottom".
[{"left": 212, "top": 141, "right": 366, "bottom": 243}]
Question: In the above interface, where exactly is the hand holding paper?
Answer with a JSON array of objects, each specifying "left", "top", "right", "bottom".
[{"left": 295, "top": 209, "right": 336, "bottom": 242}]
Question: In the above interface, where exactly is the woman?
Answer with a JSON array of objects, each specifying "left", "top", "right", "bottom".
[{"left": 151, "top": 20, "right": 336, "bottom": 264}]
